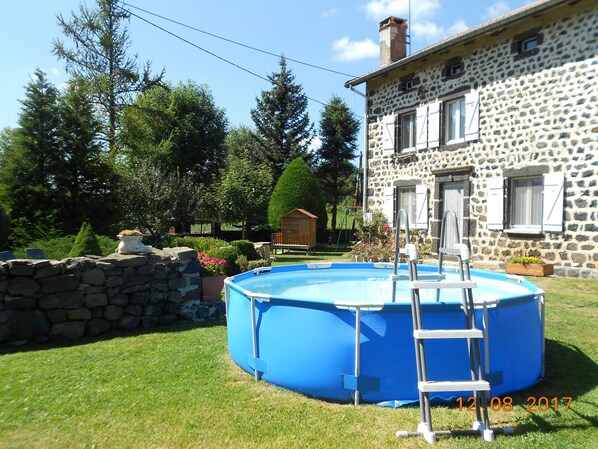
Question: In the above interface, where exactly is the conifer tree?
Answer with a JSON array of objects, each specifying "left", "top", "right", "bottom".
[
  {"left": 251, "top": 57, "right": 315, "bottom": 181},
  {"left": 69, "top": 221, "right": 102, "bottom": 257},
  {"left": 316, "top": 96, "right": 360, "bottom": 230}
]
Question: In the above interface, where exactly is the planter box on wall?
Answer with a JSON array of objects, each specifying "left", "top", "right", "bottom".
[{"left": 505, "top": 262, "right": 554, "bottom": 277}]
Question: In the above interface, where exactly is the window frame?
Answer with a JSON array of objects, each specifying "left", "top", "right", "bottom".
[
  {"left": 397, "top": 186, "right": 417, "bottom": 227},
  {"left": 444, "top": 96, "right": 466, "bottom": 145},
  {"left": 399, "top": 111, "right": 417, "bottom": 153},
  {"left": 508, "top": 175, "right": 543, "bottom": 232}
]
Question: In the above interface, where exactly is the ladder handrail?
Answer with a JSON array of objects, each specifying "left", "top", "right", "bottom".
[{"left": 392, "top": 208, "right": 411, "bottom": 278}]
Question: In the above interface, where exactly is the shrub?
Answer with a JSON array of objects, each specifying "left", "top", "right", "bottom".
[
  {"left": 69, "top": 222, "right": 102, "bottom": 257},
  {"left": 198, "top": 253, "right": 227, "bottom": 276},
  {"left": 13, "top": 235, "right": 118, "bottom": 260},
  {"left": 267, "top": 157, "right": 328, "bottom": 241},
  {"left": 231, "top": 240, "right": 259, "bottom": 260},
  {"left": 206, "top": 246, "right": 241, "bottom": 276},
  {"left": 247, "top": 259, "right": 272, "bottom": 270},
  {"left": 172, "top": 236, "right": 227, "bottom": 253},
  {"left": 235, "top": 255, "right": 249, "bottom": 273}
]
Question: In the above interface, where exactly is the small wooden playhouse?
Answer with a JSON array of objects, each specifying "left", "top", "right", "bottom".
[{"left": 272, "top": 208, "right": 317, "bottom": 254}]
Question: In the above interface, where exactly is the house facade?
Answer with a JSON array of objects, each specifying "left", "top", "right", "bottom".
[{"left": 345, "top": 0, "right": 597, "bottom": 278}]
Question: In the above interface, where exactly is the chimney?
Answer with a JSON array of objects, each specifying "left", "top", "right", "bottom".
[{"left": 379, "top": 17, "right": 408, "bottom": 67}]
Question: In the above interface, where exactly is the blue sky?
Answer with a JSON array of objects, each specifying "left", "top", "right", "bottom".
[{"left": 1, "top": 0, "right": 536, "bottom": 151}]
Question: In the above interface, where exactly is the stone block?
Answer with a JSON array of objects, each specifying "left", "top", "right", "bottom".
[
  {"left": 0, "top": 310, "right": 50, "bottom": 342},
  {"left": 68, "top": 308, "right": 92, "bottom": 320},
  {"left": 6, "top": 260, "right": 35, "bottom": 277},
  {"left": 8, "top": 277, "right": 40, "bottom": 297},
  {"left": 130, "top": 291, "right": 149, "bottom": 305},
  {"left": 182, "top": 259, "right": 200, "bottom": 274},
  {"left": 168, "top": 279, "right": 186, "bottom": 290},
  {"left": 101, "top": 254, "right": 148, "bottom": 268},
  {"left": 39, "top": 272, "right": 81, "bottom": 294},
  {"left": 85, "top": 293, "right": 108, "bottom": 308},
  {"left": 142, "top": 316, "right": 158, "bottom": 328},
  {"left": 34, "top": 261, "right": 64, "bottom": 279},
  {"left": 104, "top": 305, "right": 124, "bottom": 321},
  {"left": 105, "top": 277, "right": 124, "bottom": 288},
  {"left": 153, "top": 266, "right": 168, "bottom": 280},
  {"left": 84, "top": 286, "right": 105, "bottom": 294},
  {"left": 0, "top": 279, "right": 7, "bottom": 293},
  {"left": 61, "top": 321, "right": 86, "bottom": 339},
  {"left": 158, "top": 314, "right": 178, "bottom": 325},
  {"left": 5, "top": 296, "right": 36, "bottom": 309},
  {"left": 152, "top": 281, "right": 169, "bottom": 292},
  {"left": 118, "top": 315, "right": 141, "bottom": 330},
  {"left": 168, "top": 291, "right": 183, "bottom": 303},
  {"left": 86, "top": 319, "right": 111, "bottom": 337},
  {"left": 182, "top": 288, "right": 201, "bottom": 302},
  {"left": 81, "top": 268, "right": 106, "bottom": 286},
  {"left": 47, "top": 309, "right": 68, "bottom": 323},
  {"left": 39, "top": 292, "right": 85, "bottom": 310},
  {"left": 136, "top": 264, "right": 155, "bottom": 276},
  {"left": 91, "top": 307, "right": 103, "bottom": 318},
  {"left": 121, "top": 285, "right": 148, "bottom": 294},
  {"left": 124, "top": 305, "right": 142, "bottom": 316},
  {"left": 109, "top": 294, "right": 128, "bottom": 306},
  {"left": 162, "top": 247, "right": 197, "bottom": 261},
  {"left": 143, "top": 304, "right": 164, "bottom": 316}
]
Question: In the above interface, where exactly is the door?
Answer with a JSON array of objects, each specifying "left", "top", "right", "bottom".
[{"left": 442, "top": 183, "right": 464, "bottom": 249}]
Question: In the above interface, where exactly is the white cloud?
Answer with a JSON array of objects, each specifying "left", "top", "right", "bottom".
[
  {"left": 332, "top": 37, "right": 378, "bottom": 61},
  {"left": 485, "top": 1, "right": 510, "bottom": 19},
  {"left": 51, "top": 68, "right": 60, "bottom": 76},
  {"left": 308, "top": 137, "right": 322, "bottom": 153},
  {"left": 320, "top": 8, "right": 338, "bottom": 19}
]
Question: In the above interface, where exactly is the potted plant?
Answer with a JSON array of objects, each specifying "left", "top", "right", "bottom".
[
  {"left": 116, "top": 229, "right": 152, "bottom": 254},
  {"left": 199, "top": 253, "right": 228, "bottom": 301},
  {"left": 505, "top": 252, "right": 554, "bottom": 277}
]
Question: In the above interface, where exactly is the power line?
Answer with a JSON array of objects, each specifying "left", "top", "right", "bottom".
[
  {"left": 122, "top": 2, "right": 357, "bottom": 78},
  {"left": 116, "top": 4, "right": 333, "bottom": 108}
]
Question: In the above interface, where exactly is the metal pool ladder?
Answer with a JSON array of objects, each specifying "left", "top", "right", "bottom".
[{"left": 396, "top": 209, "right": 510, "bottom": 444}]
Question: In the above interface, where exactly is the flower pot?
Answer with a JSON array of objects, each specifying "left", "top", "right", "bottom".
[
  {"left": 116, "top": 235, "right": 152, "bottom": 254},
  {"left": 202, "top": 275, "right": 227, "bottom": 301},
  {"left": 505, "top": 262, "right": 554, "bottom": 277}
]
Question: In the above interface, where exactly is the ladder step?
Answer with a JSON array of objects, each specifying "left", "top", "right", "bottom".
[
  {"left": 418, "top": 380, "right": 490, "bottom": 393},
  {"left": 439, "top": 247, "right": 462, "bottom": 256},
  {"left": 409, "top": 280, "right": 476, "bottom": 290},
  {"left": 414, "top": 329, "right": 483, "bottom": 339}
]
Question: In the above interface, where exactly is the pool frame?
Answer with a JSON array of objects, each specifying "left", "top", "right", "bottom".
[{"left": 225, "top": 262, "right": 545, "bottom": 404}]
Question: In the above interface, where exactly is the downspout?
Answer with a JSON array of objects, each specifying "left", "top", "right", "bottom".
[{"left": 350, "top": 86, "right": 368, "bottom": 212}]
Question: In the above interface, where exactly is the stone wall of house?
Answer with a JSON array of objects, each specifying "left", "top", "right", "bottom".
[
  {"left": 0, "top": 248, "right": 225, "bottom": 346},
  {"left": 364, "top": 4, "right": 597, "bottom": 278}
]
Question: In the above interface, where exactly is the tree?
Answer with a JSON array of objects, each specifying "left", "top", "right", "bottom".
[
  {"left": 116, "top": 161, "right": 204, "bottom": 245},
  {"left": 69, "top": 221, "right": 102, "bottom": 257},
  {"left": 53, "top": 0, "right": 164, "bottom": 160},
  {"left": 216, "top": 126, "right": 273, "bottom": 239},
  {"left": 0, "top": 70, "right": 62, "bottom": 242},
  {"left": 120, "top": 81, "right": 227, "bottom": 184},
  {"left": 251, "top": 57, "right": 315, "bottom": 181},
  {"left": 57, "top": 78, "right": 117, "bottom": 234},
  {"left": 267, "top": 157, "right": 327, "bottom": 241},
  {"left": 316, "top": 95, "right": 360, "bottom": 230}
]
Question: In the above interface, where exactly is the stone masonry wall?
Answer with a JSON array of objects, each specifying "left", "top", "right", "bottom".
[
  {"left": 0, "top": 247, "right": 225, "bottom": 346},
  {"left": 364, "top": 4, "right": 597, "bottom": 277}
]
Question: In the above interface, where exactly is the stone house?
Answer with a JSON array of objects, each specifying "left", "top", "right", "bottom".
[{"left": 345, "top": 0, "right": 597, "bottom": 278}]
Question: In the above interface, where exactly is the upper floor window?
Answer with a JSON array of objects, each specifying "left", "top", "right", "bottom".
[
  {"left": 449, "top": 63, "right": 464, "bottom": 76},
  {"left": 445, "top": 97, "right": 466, "bottom": 144},
  {"left": 400, "top": 112, "right": 416, "bottom": 152},
  {"left": 511, "top": 29, "right": 543, "bottom": 60},
  {"left": 521, "top": 36, "right": 539, "bottom": 52}
]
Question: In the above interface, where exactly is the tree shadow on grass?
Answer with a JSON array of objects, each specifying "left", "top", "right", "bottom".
[
  {"left": 508, "top": 338, "right": 598, "bottom": 434},
  {"left": 0, "top": 319, "right": 226, "bottom": 356}
]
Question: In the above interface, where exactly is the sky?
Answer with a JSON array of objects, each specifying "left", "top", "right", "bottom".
[{"left": 0, "top": 0, "right": 537, "bottom": 153}]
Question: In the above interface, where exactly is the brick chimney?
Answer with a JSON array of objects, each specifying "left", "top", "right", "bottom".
[{"left": 379, "top": 17, "right": 408, "bottom": 67}]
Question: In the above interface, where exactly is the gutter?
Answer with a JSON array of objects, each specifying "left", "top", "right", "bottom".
[{"left": 345, "top": 0, "right": 568, "bottom": 88}]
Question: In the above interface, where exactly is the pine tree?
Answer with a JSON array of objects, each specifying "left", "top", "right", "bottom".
[
  {"left": 316, "top": 96, "right": 360, "bottom": 230},
  {"left": 69, "top": 221, "right": 102, "bottom": 257},
  {"left": 268, "top": 157, "right": 327, "bottom": 241},
  {"left": 250, "top": 57, "right": 315, "bottom": 181},
  {"left": 53, "top": 0, "right": 164, "bottom": 161}
]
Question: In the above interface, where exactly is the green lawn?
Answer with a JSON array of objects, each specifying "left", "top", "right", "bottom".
[{"left": 0, "top": 276, "right": 596, "bottom": 448}]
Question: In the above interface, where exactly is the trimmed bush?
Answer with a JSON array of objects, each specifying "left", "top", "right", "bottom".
[
  {"left": 172, "top": 236, "right": 227, "bottom": 253},
  {"left": 206, "top": 246, "right": 241, "bottom": 276},
  {"left": 69, "top": 222, "right": 102, "bottom": 257},
  {"left": 267, "top": 157, "right": 328, "bottom": 242},
  {"left": 231, "top": 240, "right": 259, "bottom": 260}
]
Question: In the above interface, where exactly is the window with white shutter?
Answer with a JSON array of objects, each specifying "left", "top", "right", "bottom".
[
  {"left": 415, "top": 184, "right": 428, "bottom": 229},
  {"left": 383, "top": 187, "right": 395, "bottom": 225},
  {"left": 486, "top": 177, "right": 504, "bottom": 230},
  {"left": 428, "top": 101, "right": 441, "bottom": 148},
  {"left": 465, "top": 91, "right": 480, "bottom": 141},
  {"left": 382, "top": 115, "right": 396, "bottom": 154},
  {"left": 416, "top": 105, "right": 428, "bottom": 150},
  {"left": 542, "top": 172, "right": 564, "bottom": 232}
]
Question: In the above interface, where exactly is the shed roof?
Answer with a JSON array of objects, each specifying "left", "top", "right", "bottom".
[
  {"left": 345, "top": 0, "right": 568, "bottom": 88},
  {"left": 282, "top": 208, "right": 318, "bottom": 219}
]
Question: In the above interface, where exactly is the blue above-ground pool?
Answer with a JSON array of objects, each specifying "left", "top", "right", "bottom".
[{"left": 225, "top": 263, "right": 545, "bottom": 404}]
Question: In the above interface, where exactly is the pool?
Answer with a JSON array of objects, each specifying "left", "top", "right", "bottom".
[{"left": 225, "top": 262, "right": 545, "bottom": 404}]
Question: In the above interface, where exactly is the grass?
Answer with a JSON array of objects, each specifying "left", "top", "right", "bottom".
[
  {"left": 0, "top": 277, "right": 596, "bottom": 448},
  {"left": 271, "top": 244, "right": 352, "bottom": 266}
]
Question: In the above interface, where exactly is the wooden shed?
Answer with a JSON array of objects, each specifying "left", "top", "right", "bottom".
[{"left": 272, "top": 208, "right": 317, "bottom": 254}]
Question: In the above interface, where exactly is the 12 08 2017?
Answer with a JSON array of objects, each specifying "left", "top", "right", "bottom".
[{"left": 457, "top": 396, "right": 573, "bottom": 412}]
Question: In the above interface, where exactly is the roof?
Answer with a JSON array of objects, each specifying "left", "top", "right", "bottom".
[
  {"left": 282, "top": 208, "right": 318, "bottom": 219},
  {"left": 345, "top": 0, "right": 569, "bottom": 88}
]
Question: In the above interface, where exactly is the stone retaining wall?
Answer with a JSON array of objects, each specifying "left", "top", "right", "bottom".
[{"left": 0, "top": 247, "right": 225, "bottom": 346}]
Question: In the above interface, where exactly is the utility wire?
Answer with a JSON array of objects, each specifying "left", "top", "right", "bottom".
[
  {"left": 116, "top": 4, "right": 332, "bottom": 108},
  {"left": 122, "top": 1, "right": 357, "bottom": 78}
]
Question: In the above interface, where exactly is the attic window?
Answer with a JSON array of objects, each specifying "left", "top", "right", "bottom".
[
  {"left": 404, "top": 80, "right": 414, "bottom": 90},
  {"left": 441, "top": 57, "right": 464, "bottom": 81},
  {"left": 511, "top": 29, "right": 543, "bottom": 60},
  {"left": 450, "top": 63, "right": 464, "bottom": 76},
  {"left": 521, "top": 36, "right": 538, "bottom": 52}
]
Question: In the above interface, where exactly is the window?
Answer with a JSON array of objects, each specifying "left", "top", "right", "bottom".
[
  {"left": 398, "top": 187, "right": 416, "bottom": 226},
  {"left": 510, "top": 177, "right": 543, "bottom": 229},
  {"left": 445, "top": 97, "right": 466, "bottom": 144},
  {"left": 449, "top": 63, "right": 464, "bottom": 76},
  {"left": 400, "top": 112, "right": 416, "bottom": 152},
  {"left": 521, "top": 37, "right": 538, "bottom": 52},
  {"left": 404, "top": 80, "right": 414, "bottom": 90}
]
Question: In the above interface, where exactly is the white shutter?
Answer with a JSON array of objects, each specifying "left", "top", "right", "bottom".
[
  {"left": 465, "top": 90, "right": 480, "bottom": 141},
  {"left": 486, "top": 177, "right": 504, "bottom": 230},
  {"left": 416, "top": 105, "right": 428, "bottom": 150},
  {"left": 542, "top": 172, "right": 564, "bottom": 232},
  {"left": 415, "top": 184, "right": 428, "bottom": 230},
  {"left": 382, "top": 115, "right": 395, "bottom": 154},
  {"left": 428, "top": 101, "right": 441, "bottom": 148},
  {"left": 383, "top": 187, "right": 395, "bottom": 225}
]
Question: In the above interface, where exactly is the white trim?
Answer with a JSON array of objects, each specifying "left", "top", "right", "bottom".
[
  {"left": 383, "top": 187, "right": 395, "bottom": 225},
  {"left": 444, "top": 97, "right": 466, "bottom": 145},
  {"left": 486, "top": 177, "right": 504, "bottom": 230},
  {"left": 465, "top": 90, "right": 480, "bottom": 141},
  {"left": 416, "top": 105, "right": 428, "bottom": 150},
  {"left": 415, "top": 184, "right": 428, "bottom": 230},
  {"left": 382, "top": 115, "right": 396, "bottom": 154},
  {"left": 542, "top": 172, "right": 564, "bottom": 232},
  {"left": 428, "top": 101, "right": 440, "bottom": 148}
]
